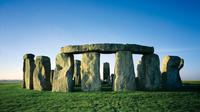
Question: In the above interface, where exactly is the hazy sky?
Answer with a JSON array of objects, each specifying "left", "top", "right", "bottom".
[{"left": 0, "top": 0, "right": 200, "bottom": 80}]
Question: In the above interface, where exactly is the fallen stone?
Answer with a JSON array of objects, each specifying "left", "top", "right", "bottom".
[
  {"left": 33, "top": 56, "right": 51, "bottom": 91},
  {"left": 23, "top": 54, "right": 35, "bottom": 89},
  {"left": 137, "top": 54, "right": 161, "bottom": 91},
  {"left": 52, "top": 53, "right": 74, "bottom": 92},
  {"left": 161, "top": 56, "right": 184, "bottom": 90},
  {"left": 61, "top": 43, "right": 154, "bottom": 54},
  {"left": 114, "top": 51, "right": 136, "bottom": 91},
  {"left": 81, "top": 52, "right": 101, "bottom": 91}
]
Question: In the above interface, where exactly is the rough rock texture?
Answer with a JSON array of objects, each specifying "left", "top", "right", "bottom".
[
  {"left": 114, "top": 51, "right": 136, "bottom": 91},
  {"left": 61, "top": 43, "right": 154, "bottom": 54},
  {"left": 52, "top": 53, "right": 74, "bottom": 92},
  {"left": 50, "top": 70, "right": 54, "bottom": 86},
  {"left": 74, "top": 60, "right": 81, "bottom": 86},
  {"left": 137, "top": 54, "right": 161, "bottom": 91},
  {"left": 161, "top": 56, "right": 184, "bottom": 90},
  {"left": 33, "top": 56, "right": 51, "bottom": 91},
  {"left": 103, "top": 62, "right": 110, "bottom": 83},
  {"left": 23, "top": 54, "right": 35, "bottom": 89},
  {"left": 81, "top": 52, "right": 101, "bottom": 91}
]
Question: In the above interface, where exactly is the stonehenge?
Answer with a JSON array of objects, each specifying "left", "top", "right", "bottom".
[
  {"left": 33, "top": 56, "right": 51, "bottom": 91},
  {"left": 103, "top": 62, "right": 110, "bottom": 83},
  {"left": 61, "top": 43, "right": 154, "bottom": 54},
  {"left": 161, "top": 56, "right": 184, "bottom": 90},
  {"left": 137, "top": 54, "right": 161, "bottom": 91},
  {"left": 52, "top": 53, "right": 74, "bottom": 92},
  {"left": 22, "top": 43, "right": 184, "bottom": 92},
  {"left": 114, "top": 51, "right": 136, "bottom": 91},
  {"left": 23, "top": 54, "right": 35, "bottom": 89},
  {"left": 81, "top": 52, "right": 101, "bottom": 91}
]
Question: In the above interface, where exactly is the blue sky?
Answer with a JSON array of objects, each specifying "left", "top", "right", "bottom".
[{"left": 0, "top": 0, "right": 200, "bottom": 80}]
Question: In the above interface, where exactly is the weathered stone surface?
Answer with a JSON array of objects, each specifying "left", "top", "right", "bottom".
[
  {"left": 114, "top": 51, "right": 136, "bottom": 91},
  {"left": 161, "top": 56, "right": 184, "bottom": 90},
  {"left": 61, "top": 43, "right": 154, "bottom": 54},
  {"left": 23, "top": 54, "right": 35, "bottom": 59},
  {"left": 52, "top": 53, "right": 74, "bottom": 92},
  {"left": 23, "top": 54, "right": 35, "bottom": 89},
  {"left": 50, "top": 70, "right": 54, "bottom": 86},
  {"left": 81, "top": 52, "right": 101, "bottom": 91},
  {"left": 137, "top": 54, "right": 161, "bottom": 91},
  {"left": 74, "top": 60, "right": 81, "bottom": 86},
  {"left": 33, "top": 56, "right": 51, "bottom": 91},
  {"left": 103, "top": 62, "right": 110, "bottom": 83}
]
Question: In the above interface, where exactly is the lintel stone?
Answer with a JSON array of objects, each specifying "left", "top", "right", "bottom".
[{"left": 60, "top": 43, "right": 154, "bottom": 54}]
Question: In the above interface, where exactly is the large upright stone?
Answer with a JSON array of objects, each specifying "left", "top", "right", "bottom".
[
  {"left": 114, "top": 51, "right": 136, "bottom": 91},
  {"left": 161, "top": 56, "right": 184, "bottom": 90},
  {"left": 33, "top": 56, "right": 51, "bottom": 91},
  {"left": 74, "top": 60, "right": 81, "bottom": 86},
  {"left": 81, "top": 52, "right": 101, "bottom": 91},
  {"left": 103, "top": 62, "right": 110, "bottom": 83},
  {"left": 23, "top": 54, "right": 35, "bottom": 89},
  {"left": 137, "top": 54, "right": 161, "bottom": 91},
  {"left": 52, "top": 53, "right": 74, "bottom": 92}
]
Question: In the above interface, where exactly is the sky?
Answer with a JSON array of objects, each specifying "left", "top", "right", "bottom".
[{"left": 0, "top": 0, "right": 200, "bottom": 80}]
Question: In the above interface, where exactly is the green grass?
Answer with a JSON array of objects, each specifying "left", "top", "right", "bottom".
[
  {"left": 0, "top": 83, "right": 200, "bottom": 112},
  {"left": 182, "top": 80, "right": 200, "bottom": 84}
]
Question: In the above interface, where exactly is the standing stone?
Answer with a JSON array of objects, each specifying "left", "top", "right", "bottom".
[
  {"left": 23, "top": 54, "right": 35, "bottom": 89},
  {"left": 114, "top": 51, "right": 136, "bottom": 91},
  {"left": 50, "top": 70, "right": 54, "bottom": 87},
  {"left": 137, "top": 54, "right": 161, "bottom": 91},
  {"left": 161, "top": 56, "right": 184, "bottom": 90},
  {"left": 52, "top": 53, "right": 74, "bottom": 92},
  {"left": 33, "top": 56, "right": 51, "bottom": 91},
  {"left": 74, "top": 60, "right": 81, "bottom": 86},
  {"left": 111, "top": 74, "right": 115, "bottom": 86},
  {"left": 103, "top": 62, "right": 110, "bottom": 83},
  {"left": 81, "top": 52, "right": 101, "bottom": 91}
]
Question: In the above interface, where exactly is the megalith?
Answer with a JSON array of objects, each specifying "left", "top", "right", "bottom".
[
  {"left": 114, "top": 51, "right": 136, "bottom": 91},
  {"left": 33, "top": 56, "right": 51, "bottom": 91},
  {"left": 23, "top": 54, "right": 35, "bottom": 89},
  {"left": 74, "top": 60, "right": 81, "bottom": 86},
  {"left": 52, "top": 53, "right": 74, "bottom": 92},
  {"left": 50, "top": 70, "right": 54, "bottom": 86},
  {"left": 137, "top": 54, "right": 161, "bottom": 91},
  {"left": 81, "top": 52, "right": 101, "bottom": 91},
  {"left": 103, "top": 62, "right": 110, "bottom": 83},
  {"left": 161, "top": 56, "right": 184, "bottom": 90}
]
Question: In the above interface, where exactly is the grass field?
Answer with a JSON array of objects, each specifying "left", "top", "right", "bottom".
[
  {"left": 182, "top": 80, "right": 200, "bottom": 84},
  {"left": 0, "top": 82, "right": 200, "bottom": 112}
]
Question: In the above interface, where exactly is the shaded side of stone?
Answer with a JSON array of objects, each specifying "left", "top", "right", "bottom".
[
  {"left": 23, "top": 54, "right": 35, "bottom": 89},
  {"left": 81, "top": 52, "right": 101, "bottom": 91},
  {"left": 114, "top": 51, "right": 136, "bottom": 91},
  {"left": 33, "top": 56, "right": 51, "bottom": 91},
  {"left": 103, "top": 62, "right": 110, "bottom": 83},
  {"left": 52, "top": 53, "right": 74, "bottom": 92},
  {"left": 50, "top": 70, "right": 54, "bottom": 87},
  {"left": 161, "top": 56, "right": 184, "bottom": 90},
  {"left": 74, "top": 60, "right": 81, "bottom": 86},
  {"left": 137, "top": 54, "right": 161, "bottom": 91}
]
